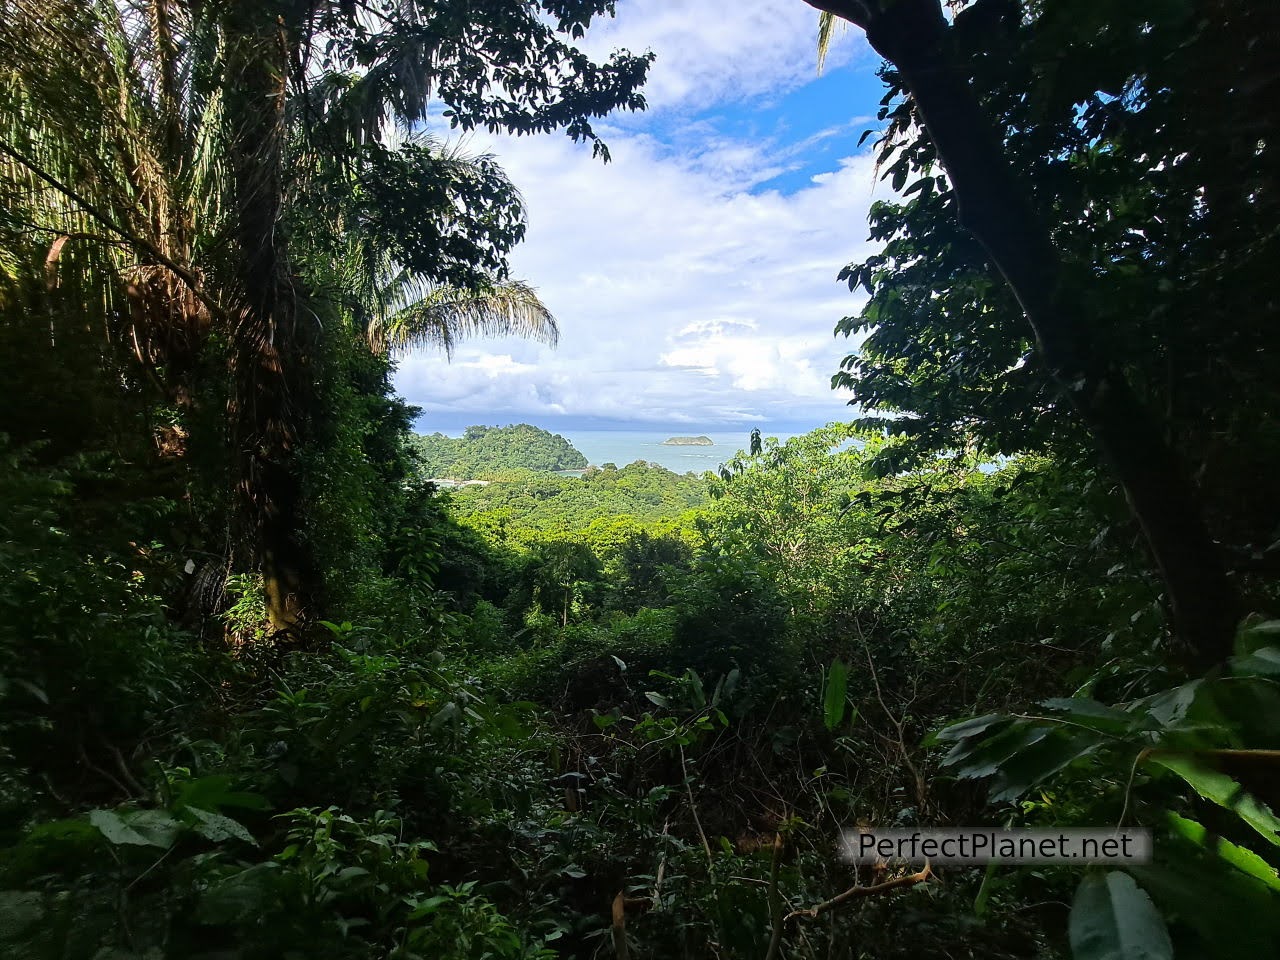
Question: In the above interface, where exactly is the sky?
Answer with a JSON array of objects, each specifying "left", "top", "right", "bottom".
[{"left": 395, "top": 1, "right": 890, "bottom": 435}]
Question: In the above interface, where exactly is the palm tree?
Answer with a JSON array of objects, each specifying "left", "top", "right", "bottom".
[
  {"left": 1, "top": 0, "right": 228, "bottom": 400},
  {"left": 0, "top": 0, "right": 317, "bottom": 632},
  {"left": 4, "top": 0, "right": 648, "bottom": 635}
]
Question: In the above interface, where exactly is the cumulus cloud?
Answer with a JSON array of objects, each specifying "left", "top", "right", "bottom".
[
  {"left": 394, "top": 0, "right": 887, "bottom": 430},
  {"left": 577, "top": 0, "right": 864, "bottom": 111}
]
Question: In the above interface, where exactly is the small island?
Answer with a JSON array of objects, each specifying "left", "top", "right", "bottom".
[{"left": 663, "top": 435, "right": 714, "bottom": 446}]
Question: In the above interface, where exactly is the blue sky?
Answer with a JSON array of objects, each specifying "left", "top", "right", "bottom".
[{"left": 395, "top": 1, "right": 890, "bottom": 434}]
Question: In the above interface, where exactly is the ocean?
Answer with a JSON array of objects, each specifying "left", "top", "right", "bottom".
[{"left": 553, "top": 429, "right": 799, "bottom": 475}]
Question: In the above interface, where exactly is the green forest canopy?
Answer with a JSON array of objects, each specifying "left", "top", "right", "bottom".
[
  {"left": 411, "top": 423, "right": 589, "bottom": 478},
  {"left": 449, "top": 459, "right": 709, "bottom": 541},
  {"left": 1, "top": 2, "right": 1279, "bottom": 960}
]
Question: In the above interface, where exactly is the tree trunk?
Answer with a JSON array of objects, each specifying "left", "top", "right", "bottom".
[
  {"left": 224, "top": 16, "right": 314, "bottom": 635},
  {"left": 808, "top": 0, "right": 1238, "bottom": 664}
]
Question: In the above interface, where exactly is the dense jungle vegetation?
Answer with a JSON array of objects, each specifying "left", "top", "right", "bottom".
[
  {"left": 411, "top": 425, "right": 589, "bottom": 479},
  {"left": 2, "top": 1, "right": 1279, "bottom": 959}
]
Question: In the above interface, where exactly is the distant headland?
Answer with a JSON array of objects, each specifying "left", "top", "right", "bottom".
[{"left": 663, "top": 435, "right": 714, "bottom": 446}]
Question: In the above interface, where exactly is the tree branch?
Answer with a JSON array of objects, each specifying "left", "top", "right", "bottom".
[
  {"left": 786, "top": 864, "right": 933, "bottom": 921},
  {"left": 802, "top": 0, "right": 874, "bottom": 29}
]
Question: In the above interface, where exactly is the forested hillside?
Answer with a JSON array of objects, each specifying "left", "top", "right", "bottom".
[
  {"left": 449, "top": 460, "right": 708, "bottom": 539},
  {"left": 412, "top": 424, "right": 589, "bottom": 478},
  {"left": 2, "top": 2, "right": 1279, "bottom": 960}
]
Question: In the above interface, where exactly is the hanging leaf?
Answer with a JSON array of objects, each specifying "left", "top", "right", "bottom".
[
  {"left": 1069, "top": 871, "right": 1173, "bottom": 960},
  {"left": 973, "top": 861, "right": 999, "bottom": 918},
  {"left": 926, "top": 713, "right": 1009, "bottom": 745},
  {"left": 823, "top": 658, "right": 850, "bottom": 731},
  {"left": 1038, "top": 698, "right": 1136, "bottom": 734}
]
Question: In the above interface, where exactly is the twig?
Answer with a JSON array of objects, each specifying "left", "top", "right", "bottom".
[
  {"left": 651, "top": 816, "right": 671, "bottom": 908},
  {"left": 1146, "top": 748, "right": 1280, "bottom": 761},
  {"left": 125, "top": 843, "right": 178, "bottom": 891},
  {"left": 859, "top": 633, "right": 928, "bottom": 813},
  {"left": 679, "top": 743, "right": 714, "bottom": 867},
  {"left": 786, "top": 864, "right": 932, "bottom": 921},
  {"left": 110, "top": 743, "right": 146, "bottom": 796},
  {"left": 79, "top": 743, "right": 132, "bottom": 798},
  {"left": 1117, "top": 748, "right": 1148, "bottom": 830},
  {"left": 764, "top": 833, "right": 786, "bottom": 960}
]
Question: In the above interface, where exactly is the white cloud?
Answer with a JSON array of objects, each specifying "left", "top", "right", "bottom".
[
  {"left": 458, "top": 354, "right": 538, "bottom": 377},
  {"left": 578, "top": 0, "right": 865, "bottom": 111},
  {"left": 394, "top": 0, "right": 885, "bottom": 430}
]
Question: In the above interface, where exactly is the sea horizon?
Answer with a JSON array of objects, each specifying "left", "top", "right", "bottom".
[{"left": 413, "top": 419, "right": 810, "bottom": 474}]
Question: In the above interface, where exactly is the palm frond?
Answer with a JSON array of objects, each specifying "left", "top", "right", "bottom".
[{"left": 369, "top": 280, "right": 557, "bottom": 356}]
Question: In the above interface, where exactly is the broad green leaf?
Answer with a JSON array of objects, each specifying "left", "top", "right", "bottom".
[
  {"left": 823, "top": 658, "right": 850, "bottom": 731},
  {"left": 1038, "top": 698, "right": 1135, "bottom": 734},
  {"left": 1232, "top": 645, "right": 1280, "bottom": 677},
  {"left": 1139, "top": 681, "right": 1203, "bottom": 727},
  {"left": 120, "top": 810, "right": 181, "bottom": 848},
  {"left": 1069, "top": 871, "right": 1172, "bottom": 960},
  {"left": 25, "top": 817, "right": 100, "bottom": 845},
  {"left": 188, "top": 807, "right": 256, "bottom": 845},
  {"left": 1132, "top": 839, "right": 1280, "bottom": 958},
  {"left": 1205, "top": 677, "right": 1280, "bottom": 743},
  {"left": 988, "top": 730, "right": 1102, "bottom": 802},
  {"left": 722, "top": 668, "right": 741, "bottom": 699},
  {"left": 1235, "top": 623, "right": 1280, "bottom": 658},
  {"left": 1165, "top": 813, "right": 1280, "bottom": 892},
  {"left": 12, "top": 679, "right": 47, "bottom": 704},
  {"left": 942, "top": 724, "right": 1052, "bottom": 780},
  {"left": 1150, "top": 754, "right": 1280, "bottom": 848},
  {"left": 408, "top": 895, "right": 450, "bottom": 919},
  {"left": 927, "top": 713, "right": 1008, "bottom": 746},
  {"left": 174, "top": 775, "right": 269, "bottom": 812},
  {"left": 973, "top": 862, "right": 998, "bottom": 918},
  {"left": 430, "top": 701, "right": 460, "bottom": 728},
  {"left": 89, "top": 809, "right": 162, "bottom": 847}
]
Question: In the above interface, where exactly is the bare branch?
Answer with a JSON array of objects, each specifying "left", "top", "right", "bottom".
[{"left": 786, "top": 864, "right": 933, "bottom": 921}]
